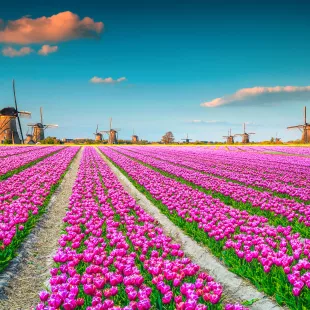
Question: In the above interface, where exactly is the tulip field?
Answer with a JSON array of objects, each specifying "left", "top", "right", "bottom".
[
  {"left": 0, "top": 145, "right": 65, "bottom": 179},
  {"left": 99, "top": 146, "right": 310, "bottom": 310},
  {"left": 0, "top": 146, "right": 79, "bottom": 271},
  {"left": 1, "top": 145, "right": 310, "bottom": 309}
]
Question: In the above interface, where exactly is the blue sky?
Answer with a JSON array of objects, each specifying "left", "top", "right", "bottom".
[{"left": 1, "top": 0, "right": 310, "bottom": 142}]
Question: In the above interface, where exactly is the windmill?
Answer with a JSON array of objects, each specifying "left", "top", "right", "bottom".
[
  {"left": 0, "top": 80, "right": 31, "bottom": 144},
  {"left": 27, "top": 107, "right": 58, "bottom": 143},
  {"left": 132, "top": 129, "right": 139, "bottom": 144},
  {"left": 275, "top": 132, "right": 281, "bottom": 143},
  {"left": 234, "top": 123, "right": 255, "bottom": 144},
  {"left": 223, "top": 129, "right": 234, "bottom": 144},
  {"left": 93, "top": 125, "right": 103, "bottom": 142},
  {"left": 101, "top": 118, "right": 121, "bottom": 144},
  {"left": 287, "top": 106, "right": 310, "bottom": 143},
  {"left": 181, "top": 134, "right": 192, "bottom": 143}
]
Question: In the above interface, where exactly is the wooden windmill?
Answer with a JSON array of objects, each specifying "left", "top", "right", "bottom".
[
  {"left": 27, "top": 107, "right": 58, "bottom": 143},
  {"left": 0, "top": 80, "right": 31, "bottom": 144},
  {"left": 93, "top": 125, "right": 103, "bottom": 142},
  {"left": 234, "top": 123, "right": 255, "bottom": 143},
  {"left": 181, "top": 134, "right": 192, "bottom": 143},
  {"left": 223, "top": 129, "right": 234, "bottom": 144},
  {"left": 132, "top": 129, "right": 139, "bottom": 144},
  {"left": 287, "top": 106, "right": 310, "bottom": 143},
  {"left": 101, "top": 118, "right": 121, "bottom": 144}
]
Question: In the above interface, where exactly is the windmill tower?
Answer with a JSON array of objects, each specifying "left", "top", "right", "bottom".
[
  {"left": 181, "top": 134, "right": 192, "bottom": 143},
  {"left": 27, "top": 107, "right": 58, "bottom": 143},
  {"left": 234, "top": 123, "right": 255, "bottom": 143},
  {"left": 93, "top": 125, "right": 103, "bottom": 142},
  {"left": 0, "top": 80, "right": 31, "bottom": 144},
  {"left": 132, "top": 129, "right": 139, "bottom": 144},
  {"left": 287, "top": 106, "right": 310, "bottom": 143},
  {"left": 101, "top": 118, "right": 121, "bottom": 144},
  {"left": 223, "top": 129, "right": 234, "bottom": 144}
]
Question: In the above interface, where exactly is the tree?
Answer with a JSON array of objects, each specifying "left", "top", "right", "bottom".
[{"left": 162, "top": 131, "right": 175, "bottom": 144}]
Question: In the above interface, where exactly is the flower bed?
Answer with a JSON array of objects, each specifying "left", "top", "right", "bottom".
[
  {"left": 0, "top": 146, "right": 38, "bottom": 158},
  {"left": 0, "top": 146, "right": 79, "bottom": 271},
  {"left": 112, "top": 147, "right": 310, "bottom": 238},
  {"left": 100, "top": 147, "right": 310, "bottom": 309},
  {"left": 120, "top": 146, "right": 310, "bottom": 199},
  {"left": 0, "top": 146, "right": 65, "bottom": 179},
  {"left": 38, "top": 147, "right": 247, "bottom": 310}
]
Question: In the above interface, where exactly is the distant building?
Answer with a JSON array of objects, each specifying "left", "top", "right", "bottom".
[{"left": 62, "top": 138, "right": 74, "bottom": 143}]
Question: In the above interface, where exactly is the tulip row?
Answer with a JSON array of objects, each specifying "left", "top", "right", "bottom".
[
  {"left": 0, "top": 146, "right": 65, "bottom": 179},
  {"left": 239, "top": 146, "right": 310, "bottom": 156},
  {"left": 0, "top": 146, "right": 79, "bottom": 271},
  {"left": 0, "top": 146, "right": 38, "bottom": 158},
  {"left": 123, "top": 146, "right": 310, "bottom": 200},
  {"left": 99, "top": 147, "right": 310, "bottom": 309},
  {"left": 38, "top": 147, "right": 248, "bottom": 310},
  {"left": 111, "top": 147, "right": 310, "bottom": 238}
]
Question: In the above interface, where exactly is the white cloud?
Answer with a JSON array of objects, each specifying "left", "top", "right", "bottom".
[
  {"left": 90, "top": 76, "right": 127, "bottom": 84},
  {"left": 201, "top": 85, "right": 310, "bottom": 108},
  {"left": 38, "top": 44, "right": 58, "bottom": 55},
  {"left": 2, "top": 46, "right": 33, "bottom": 57}
]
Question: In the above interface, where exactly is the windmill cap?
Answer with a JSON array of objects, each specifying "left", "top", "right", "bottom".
[
  {"left": 0, "top": 107, "right": 17, "bottom": 116},
  {"left": 34, "top": 123, "right": 44, "bottom": 128}
]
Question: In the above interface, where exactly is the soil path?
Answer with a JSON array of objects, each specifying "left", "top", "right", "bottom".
[
  {"left": 97, "top": 148, "right": 284, "bottom": 310},
  {"left": 0, "top": 147, "right": 83, "bottom": 310}
]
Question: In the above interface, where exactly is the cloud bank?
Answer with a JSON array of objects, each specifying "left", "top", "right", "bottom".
[
  {"left": 201, "top": 86, "right": 310, "bottom": 108},
  {"left": 38, "top": 45, "right": 58, "bottom": 55},
  {"left": 0, "top": 11, "right": 104, "bottom": 44},
  {"left": 90, "top": 76, "right": 127, "bottom": 84},
  {"left": 2, "top": 46, "right": 33, "bottom": 57}
]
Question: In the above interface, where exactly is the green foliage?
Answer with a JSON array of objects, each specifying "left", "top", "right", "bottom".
[
  {"left": 3, "top": 139, "right": 12, "bottom": 145},
  {"left": 40, "top": 136, "right": 61, "bottom": 144}
]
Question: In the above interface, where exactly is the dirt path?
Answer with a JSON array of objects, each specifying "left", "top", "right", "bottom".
[
  {"left": 0, "top": 147, "right": 83, "bottom": 310},
  {"left": 96, "top": 148, "right": 284, "bottom": 310}
]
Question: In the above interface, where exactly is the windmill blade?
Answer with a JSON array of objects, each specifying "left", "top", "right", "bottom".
[
  {"left": 96, "top": 124, "right": 98, "bottom": 134},
  {"left": 287, "top": 125, "right": 304, "bottom": 129},
  {"left": 45, "top": 124, "right": 58, "bottom": 127},
  {"left": 40, "top": 107, "right": 43, "bottom": 124},
  {"left": 18, "top": 111, "right": 31, "bottom": 118},
  {"left": 248, "top": 132, "right": 256, "bottom": 134},
  {"left": 12, "top": 79, "right": 24, "bottom": 144},
  {"left": 27, "top": 123, "right": 37, "bottom": 126}
]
